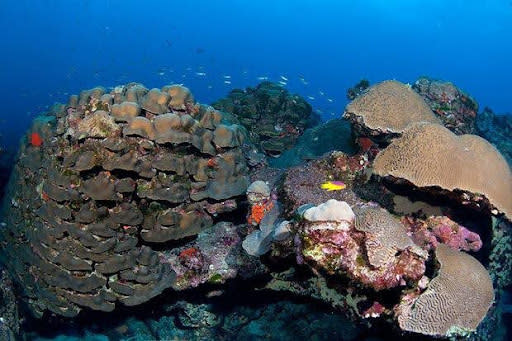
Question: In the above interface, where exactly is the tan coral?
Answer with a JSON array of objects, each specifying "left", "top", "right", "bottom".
[
  {"left": 373, "top": 122, "right": 512, "bottom": 218},
  {"left": 397, "top": 244, "right": 494, "bottom": 337},
  {"left": 164, "top": 85, "right": 194, "bottom": 111},
  {"left": 354, "top": 205, "right": 427, "bottom": 267},
  {"left": 123, "top": 117, "right": 155, "bottom": 139},
  {"left": 141, "top": 88, "right": 170, "bottom": 114},
  {"left": 111, "top": 102, "right": 141, "bottom": 122},
  {"left": 344, "top": 80, "right": 440, "bottom": 133},
  {"left": 124, "top": 83, "right": 148, "bottom": 103}
]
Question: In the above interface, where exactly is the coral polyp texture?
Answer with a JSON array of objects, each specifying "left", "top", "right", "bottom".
[
  {"left": 396, "top": 244, "right": 494, "bottom": 337},
  {"left": 373, "top": 122, "right": 512, "bottom": 219},
  {"left": 0, "top": 83, "right": 250, "bottom": 317},
  {"left": 343, "top": 80, "right": 441, "bottom": 141}
]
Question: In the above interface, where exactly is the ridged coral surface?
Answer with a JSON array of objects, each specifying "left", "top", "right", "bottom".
[
  {"left": 0, "top": 83, "right": 249, "bottom": 317},
  {"left": 397, "top": 244, "right": 494, "bottom": 337},
  {"left": 344, "top": 80, "right": 440, "bottom": 133},
  {"left": 374, "top": 122, "right": 512, "bottom": 218}
]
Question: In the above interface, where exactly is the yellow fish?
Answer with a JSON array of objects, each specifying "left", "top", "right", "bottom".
[{"left": 320, "top": 181, "right": 346, "bottom": 191}]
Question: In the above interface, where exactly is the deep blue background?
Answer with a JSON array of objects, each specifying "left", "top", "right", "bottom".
[{"left": 1, "top": 0, "right": 511, "bottom": 149}]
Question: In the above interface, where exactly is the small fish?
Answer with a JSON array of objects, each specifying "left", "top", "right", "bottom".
[
  {"left": 280, "top": 75, "right": 288, "bottom": 81},
  {"left": 320, "top": 181, "right": 346, "bottom": 191},
  {"left": 257, "top": 76, "right": 269, "bottom": 81},
  {"left": 299, "top": 76, "right": 308, "bottom": 85},
  {"left": 195, "top": 72, "right": 207, "bottom": 76},
  {"left": 307, "top": 96, "right": 315, "bottom": 100},
  {"left": 319, "top": 91, "right": 325, "bottom": 96},
  {"left": 223, "top": 75, "right": 231, "bottom": 79},
  {"left": 278, "top": 81, "right": 287, "bottom": 86},
  {"left": 327, "top": 98, "right": 334, "bottom": 103},
  {"left": 224, "top": 80, "right": 232, "bottom": 84}
]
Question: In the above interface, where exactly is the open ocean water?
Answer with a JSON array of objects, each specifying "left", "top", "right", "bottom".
[{"left": 0, "top": 1, "right": 511, "bottom": 340}]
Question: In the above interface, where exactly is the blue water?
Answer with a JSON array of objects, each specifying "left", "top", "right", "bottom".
[{"left": 1, "top": 0, "right": 511, "bottom": 150}]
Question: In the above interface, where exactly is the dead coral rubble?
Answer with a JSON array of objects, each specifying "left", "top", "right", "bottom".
[{"left": 0, "top": 83, "right": 250, "bottom": 317}]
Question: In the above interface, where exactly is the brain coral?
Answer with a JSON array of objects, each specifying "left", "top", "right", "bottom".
[
  {"left": 344, "top": 80, "right": 440, "bottom": 135},
  {"left": 373, "top": 122, "right": 512, "bottom": 219},
  {"left": 354, "top": 205, "right": 427, "bottom": 268},
  {"left": 0, "top": 83, "right": 249, "bottom": 317},
  {"left": 397, "top": 244, "right": 494, "bottom": 337}
]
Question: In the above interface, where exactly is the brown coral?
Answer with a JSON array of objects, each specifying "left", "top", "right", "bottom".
[
  {"left": 344, "top": 80, "right": 440, "bottom": 135},
  {"left": 0, "top": 82, "right": 250, "bottom": 318},
  {"left": 397, "top": 244, "right": 494, "bottom": 337},
  {"left": 373, "top": 122, "right": 512, "bottom": 219}
]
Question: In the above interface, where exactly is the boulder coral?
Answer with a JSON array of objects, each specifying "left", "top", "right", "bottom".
[
  {"left": 373, "top": 122, "right": 512, "bottom": 219},
  {"left": 343, "top": 80, "right": 441, "bottom": 143},
  {"left": 396, "top": 244, "right": 494, "bottom": 337},
  {"left": 0, "top": 83, "right": 250, "bottom": 317}
]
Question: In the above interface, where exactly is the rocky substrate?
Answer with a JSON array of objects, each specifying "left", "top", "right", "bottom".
[{"left": 213, "top": 81, "right": 319, "bottom": 157}]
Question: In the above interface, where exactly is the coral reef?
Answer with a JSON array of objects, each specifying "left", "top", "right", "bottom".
[
  {"left": 396, "top": 244, "right": 494, "bottom": 338},
  {"left": 373, "top": 122, "right": 512, "bottom": 219},
  {"left": 0, "top": 83, "right": 250, "bottom": 317},
  {"left": 346, "top": 79, "right": 370, "bottom": 100},
  {"left": 213, "top": 81, "right": 319, "bottom": 156},
  {"left": 476, "top": 107, "right": 512, "bottom": 165},
  {"left": 0, "top": 268, "right": 19, "bottom": 340},
  {"left": 343, "top": 80, "right": 441, "bottom": 144},
  {"left": 164, "top": 222, "right": 264, "bottom": 290},
  {"left": 280, "top": 151, "right": 370, "bottom": 215},
  {"left": 413, "top": 77, "right": 478, "bottom": 135},
  {"left": 269, "top": 118, "right": 356, "bottom": 169},
  {"left": 1, "top": 76, "right": 507, "bottom": 340},
  {"left": 298, "top": 200, "right": 427, "bottom": 291},
  {"left": 403, "top": 215, "right": 483, "bottom": 252}
]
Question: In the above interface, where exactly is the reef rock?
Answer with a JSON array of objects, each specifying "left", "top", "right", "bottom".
[
  {"left": 413, "top": 77, "right": 478, "bottom": 135},
  {"left": 213, "top": 81, "right": 319, "bottom": 157},
  {"left": 476, "top": 106, "right": 512, "bottom": 166},
  {"left": 0, "top": 83, "right": 250, "bottom": 317},
  {"left": 298, "top": 200, "right": 427, "bottom": 291}
]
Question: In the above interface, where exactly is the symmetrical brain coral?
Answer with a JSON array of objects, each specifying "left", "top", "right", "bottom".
[
  {"left": 0, "top": 83, "right": 249, "bottom": 317},
  {"left": 397, "top": 244, "right": 494, "bottom": 337},
  {"left": 373, "top": 122, "right": 512, "bottom": 218},
  {"left": 344, "top": 80, "right": 441, "bottom": 137}
]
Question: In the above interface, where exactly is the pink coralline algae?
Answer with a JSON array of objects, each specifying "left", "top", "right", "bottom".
[
  {"left": 299, "top": 200, "right": 427, "bottom": 291},
  {"left": 163, "top": 222, "right": 247, "bottom": 290},
  {"left": 403, "top": 215, "right": 482, "bottom": 252},
  {"left": 362, "top": 301, "right": 386, "bottom": 318}
]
